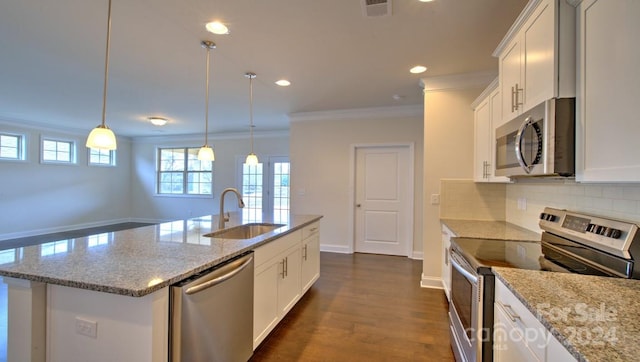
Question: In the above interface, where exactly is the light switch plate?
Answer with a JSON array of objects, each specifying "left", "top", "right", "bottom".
[{"left": 430, "top": 194, "right": 440, "bottom": 205}]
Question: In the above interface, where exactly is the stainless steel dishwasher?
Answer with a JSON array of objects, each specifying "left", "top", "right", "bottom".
[{"left": 170, "top": 252, "right": 254, "bottom": 362}]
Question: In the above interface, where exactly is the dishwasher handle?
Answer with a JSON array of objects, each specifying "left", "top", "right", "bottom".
[{"left": 185, "top": 254, "right": 254, "bottom": 295}]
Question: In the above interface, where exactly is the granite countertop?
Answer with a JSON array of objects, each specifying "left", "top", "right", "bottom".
[
  {"left": 0, "top": 213, "right": 322, "bottom": 297},
  {"left": 441, "top": 218, "right": 541, "bottom": 241},
  {"left": 493, "top": 267, "right": 640, "bottom": 362}
]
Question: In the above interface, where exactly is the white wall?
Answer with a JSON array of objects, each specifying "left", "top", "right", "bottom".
[
  {"left": 130, "top": 132, "right": 289, "bottom": 221},
  {"left": 422, "top": 88, "right": 481, "bottom": 286},
  {"left": 289, "top": 107, "right": 424, "bottom": 257},
  {"left": 0, "top": 121, "right": 132, "bottom": 239}
]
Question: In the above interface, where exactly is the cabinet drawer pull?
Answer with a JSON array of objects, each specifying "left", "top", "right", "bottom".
[
  {"left": 500, "top": 302, "right": 521, "bottom": 322},
  {"left": 303, "top": 245, "right": 308, "bottom": 261}
]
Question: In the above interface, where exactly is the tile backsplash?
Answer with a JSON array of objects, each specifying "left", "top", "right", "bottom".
[
  {"left": 440, "top": 179, "right": 506, "bottom": 220},
  {"left": 506, "top": 180, "right": 640, "bottom": 232},
  {"left": 439, "top": 179, "right": 640, "bottom": 233}
]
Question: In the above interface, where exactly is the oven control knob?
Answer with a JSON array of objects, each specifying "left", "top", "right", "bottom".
[
  {"left": 607, "top": 228, "right": 622, "bottom": 239},
  {"left": 539, "top": 213, "right": 557, "bottom": 222}
]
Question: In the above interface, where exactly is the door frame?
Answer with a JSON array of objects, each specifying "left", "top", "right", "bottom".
[{"left": 348, "top": 143, "right": 415, "bottom": 256}]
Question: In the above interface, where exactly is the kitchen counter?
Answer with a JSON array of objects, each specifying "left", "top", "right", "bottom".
[
  {"left": 441, "top": 218, "right": 540, "bottom": 241},
  {"left": 493, "top": 267, "right": 640, "bottom": 362},
  {"left": 0, "top": 213, "right": 322, "bottom": 297}
]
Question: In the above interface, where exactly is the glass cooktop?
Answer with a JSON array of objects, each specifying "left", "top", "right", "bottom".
[{"left": 451, "top": 237, "right": 548, "bottom": 273}]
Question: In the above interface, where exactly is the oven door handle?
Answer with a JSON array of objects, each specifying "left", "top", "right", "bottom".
[{"left": 450, "top": 252, "right": 478, "bottom": 284}]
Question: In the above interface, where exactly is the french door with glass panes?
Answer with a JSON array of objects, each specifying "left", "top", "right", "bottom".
[{"left": 240, "top": 156, "right": 290, "bottom": 223}]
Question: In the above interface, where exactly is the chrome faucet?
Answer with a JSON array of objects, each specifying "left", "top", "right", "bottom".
[{"left": 218, "top": 188, "right": 245, "bottom": 229}]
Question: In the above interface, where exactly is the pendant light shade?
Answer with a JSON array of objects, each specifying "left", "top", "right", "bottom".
[
  {"left": 245, "top": 72, "right": 258, "bottom": 165},
  {"left": 86, "top": 0, "right": 117, "bottom": 150},
  {"left": 245, "top": 153, "right": 258, "bottom": 165},
  {"left": 198, "top": 40, "right": 216, "bottom": 161}
]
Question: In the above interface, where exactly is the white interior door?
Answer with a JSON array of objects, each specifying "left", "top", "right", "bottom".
[{"left": 354, "top": 145, "right": 413, "bottom": 256}]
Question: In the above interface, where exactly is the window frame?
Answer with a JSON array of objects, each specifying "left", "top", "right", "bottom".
[
  {"left": 0, "top": 132, "right": 27, "bottom": 161},
  {"left": 88, "top": 148, "right": 117, "bottom": 167},
  {"left": 156, "top": 147, "right": 214, "bottom": 197},
  {"left": 40, "top": 137, "right": 77, "bottom": 165}
]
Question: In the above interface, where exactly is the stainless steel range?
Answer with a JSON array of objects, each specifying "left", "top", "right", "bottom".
[{"left": 448, "top": 208, "right": 640, "bottom": 362}]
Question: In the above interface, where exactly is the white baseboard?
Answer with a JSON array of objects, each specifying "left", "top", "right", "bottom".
[
  {"left": 320, "top": 244, "right": 352, "bottom": 254},
  {"left": 410, "top": 251, "right": 423, "bottom": 260},
  {"left": 420, "top": 274, "right": 444, "bottom": 289}
]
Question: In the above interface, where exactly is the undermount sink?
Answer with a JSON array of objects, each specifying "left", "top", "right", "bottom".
[{"left": 204, "top": 223, "right": 285, "bottom": 240}]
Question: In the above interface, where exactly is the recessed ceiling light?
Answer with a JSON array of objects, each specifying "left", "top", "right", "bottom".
[
  {"left": 410, "top": 65, "right": 427, "bottom": 74},
  {"left": 148, "top": 117, "right": 168, "bottom": 126},
  {"left": 275, "top": 79, "right": 291, "bottom": 87},
  {"left": 205, "top": 21, "right": 229, "bottom": 35},
  {"left": 419, "top": 0, "right": 435, "bottom": 2}
]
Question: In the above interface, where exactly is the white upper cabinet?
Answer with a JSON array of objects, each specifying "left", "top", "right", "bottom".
[
  {"left": 473, "top": 79, "right": 511, "bottom": 183},
  {"left": 575, "top": 0, "right": 640, "bottom": 182},
  {"left": 494, "top": 0, "right": 576, "bottom": 125}
]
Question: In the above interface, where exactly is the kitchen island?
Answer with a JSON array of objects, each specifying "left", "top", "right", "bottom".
[{"left": 0, "top": 213, "right": 322, "bottom": 362}]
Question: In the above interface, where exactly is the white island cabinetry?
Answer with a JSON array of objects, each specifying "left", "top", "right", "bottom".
[
  {"left": 253, "top": 230, "right": 302, "bottom": 349},
  {"left": 300, "top": 221, "right": 320, "bottom": 292}
]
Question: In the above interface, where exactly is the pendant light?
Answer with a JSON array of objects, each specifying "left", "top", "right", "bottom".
[
  {"left": 245, "top": 72, "right": 258, "bottom": 165},
  {"left": 197, "top": 40, "right": 216, "bottom": 161},
  {"left": 86, "top": 0, "right": 117, "bottom": 150}
]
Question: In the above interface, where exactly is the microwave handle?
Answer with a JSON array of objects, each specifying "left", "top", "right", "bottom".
[{"left": 515, "top": 116, "right": 542, "bottom": 174}]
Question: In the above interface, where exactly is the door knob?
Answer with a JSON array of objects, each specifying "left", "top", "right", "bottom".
[{"left": 356, "top": 204, "right": 361, "bottom": 207}]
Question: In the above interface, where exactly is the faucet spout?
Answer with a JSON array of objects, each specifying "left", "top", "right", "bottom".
[{"left": 219, "top": 188, "right": 245, "bottom": 229}]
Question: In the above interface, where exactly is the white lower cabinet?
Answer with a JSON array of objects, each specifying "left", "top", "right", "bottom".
[
  {"left": 253, "top": 223, "right": 321, "bottom": 350},
  {"left": 301, "top": 222, "right": 320, "bottom": 292},
  {"left": 441, "top": 224, "right": 454, "bottom": 301},
  {"left": 494, "top": 278, "right": 576, "bottom": 362}
]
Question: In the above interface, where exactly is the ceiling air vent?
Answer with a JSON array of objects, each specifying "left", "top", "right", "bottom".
[{"left": 361, "top": 0, "right": 392, "bottom": 17}]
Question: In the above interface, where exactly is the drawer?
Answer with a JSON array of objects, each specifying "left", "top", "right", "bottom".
[
  {"left": 302, "top": 222, "right": 320, "bottom": 240},
  {"left": 253, "top": 230, "right": 301, "bottom": 267},
  {"left": 495, "top": 279, "right": 547, "bottom": 361}
]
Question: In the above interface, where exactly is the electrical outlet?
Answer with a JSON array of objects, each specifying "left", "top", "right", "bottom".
[
  {"left": 430, "top": 194, "right": 440, "bottom": 205},
  {"left": 75, "top": 317, "right": 98, "bottom": 339},
  {"left": 517, "top": 197, "right": 527, "bottom": 210}
]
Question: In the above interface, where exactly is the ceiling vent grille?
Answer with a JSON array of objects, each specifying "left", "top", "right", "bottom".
[{"left": 361, "top": 0, "right": 392, "bottom": 17}]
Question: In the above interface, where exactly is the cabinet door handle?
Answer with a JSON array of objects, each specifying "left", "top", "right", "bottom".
[
  {"left": 280, "top": 259, "right": 286, "bottom": 279},
  {"left": 303, "top": 244, "right": 308, "bottom": 261},
  {"left": 284, "top": 257, "right": 288, "bottom": 278},
  {"left": 514, "top": 83, "right": 523, "bottom": 110},
  {"left": 511, "top": 86, "right": 517, "bottom": 112},
  {"left": 499, "top": 302, "right": 521, "bottom": 322}
]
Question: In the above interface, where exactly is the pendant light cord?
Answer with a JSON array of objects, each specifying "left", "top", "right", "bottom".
[
  {"left": 204, "top": 46, "right": 211, "bottom": 146},
  {"left": 249, "top": 75, "right": 254, "bottom": 154},
  {"left": 101, "top": 0, "right": 112, "bottom": 128}
]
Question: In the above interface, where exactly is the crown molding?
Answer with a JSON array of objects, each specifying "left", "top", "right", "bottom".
[
  {"left": 289, "top": 104, "right": 423, "bottom": 123},
  {"left": 131, "top": 129, "right": 289, "bottom": 144}
]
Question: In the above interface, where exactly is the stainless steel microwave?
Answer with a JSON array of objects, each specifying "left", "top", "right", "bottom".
[{"left": 495, "top": 98, "right": 575, "bottom": 178}]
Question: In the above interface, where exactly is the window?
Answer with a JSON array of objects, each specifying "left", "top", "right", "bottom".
[
  {"left": 89, "top": 148, "right": 116, "bottom": 166},
  {"left": 272, "top": 160, "right": 290, "bottom": 224},
  {"left": 239, "top": 156, "right": 290, "bottom": 223},
  {"left": 0, "top": 133, "right": 25, "bottom": 160},
  {"left": 158, "top": 147, "right": 212, "bottom": 195},
  {"left": 42, "top": 138, "right": 75, "bottom": 164},
  {"left": 242, "top": 163, "right": 264, "bottom": 222}
]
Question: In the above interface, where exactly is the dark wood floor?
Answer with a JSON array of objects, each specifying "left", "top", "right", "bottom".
[{"left": 250, "top": 252, "right": 455, "bottom": 361}]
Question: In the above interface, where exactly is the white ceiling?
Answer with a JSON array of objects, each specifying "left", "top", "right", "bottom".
[{"left": 0, "top": 0, "right": 528, "bottom": 138}]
